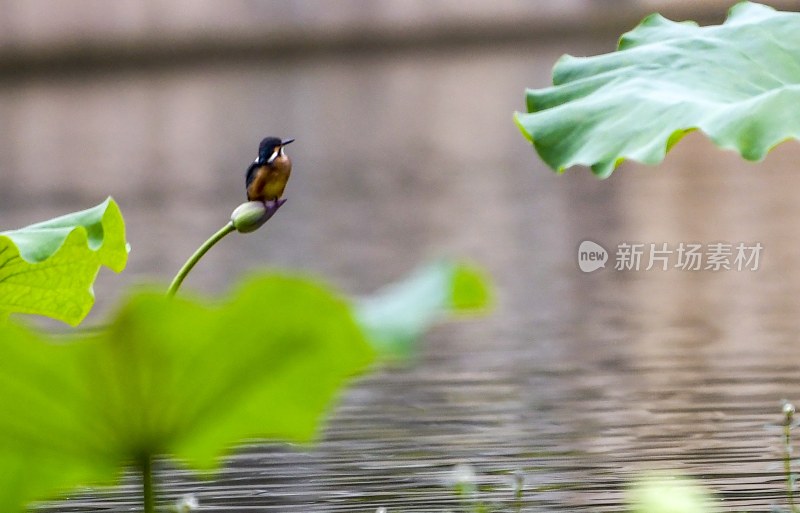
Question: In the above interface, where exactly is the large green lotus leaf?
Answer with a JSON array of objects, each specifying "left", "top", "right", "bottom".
[
  {"left": 355, "top": 260, "right": 492, "bottom": 357},
  {"left": 514, "top": 1, "right": 800, "bottom": 177},
  {"left": 0, "top": 197, "right": 128, "bottom": 325},
  {"left": 0, "top": 261, "right": 491, "bottom": 511},
  {"left": 0, "top": 274, "right": 373, "bottom": 511}
]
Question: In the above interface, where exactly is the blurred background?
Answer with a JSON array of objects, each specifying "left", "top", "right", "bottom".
[{"left": 4, "top": 1, "right": 800, "bottom": 511}]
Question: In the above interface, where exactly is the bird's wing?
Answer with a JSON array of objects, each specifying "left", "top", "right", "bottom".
[{"left": 245, "top": 161, "right": 260, "bottom": 192}]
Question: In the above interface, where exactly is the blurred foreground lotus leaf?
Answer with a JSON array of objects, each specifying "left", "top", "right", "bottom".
[{"left": 0, "top": 260, "right": 491, "bottom": 511}]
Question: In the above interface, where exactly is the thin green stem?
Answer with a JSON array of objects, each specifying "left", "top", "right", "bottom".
[
  {"left": 141, "top": 454, "right": 155, "bottom": 513},
  {"left": 167, "top": 222, "right": 235, "bottom": 298},
  {"left": 512, "top": 470, "right": 524, "bottom": 513},
  {"left": 784, "top": 402, "right": 798, "bottom": 513}
]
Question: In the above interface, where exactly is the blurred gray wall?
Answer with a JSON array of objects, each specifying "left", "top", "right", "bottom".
[{"left": 0, "top": 0, "right": 796, "bottom": 73}]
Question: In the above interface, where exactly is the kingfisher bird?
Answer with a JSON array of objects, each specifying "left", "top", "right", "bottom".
[{"left": 245, "top": 136, "right": 294, "bottom": 202}]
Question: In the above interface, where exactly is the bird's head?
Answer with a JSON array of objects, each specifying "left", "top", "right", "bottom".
[{"left": 257, "top": 136, "right": 295, "bottom": 165}]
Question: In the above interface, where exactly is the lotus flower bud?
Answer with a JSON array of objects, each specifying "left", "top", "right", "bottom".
[
  {"left": 230, "top": 199, "right": 286, "bottom": 233},
  {"left": 784, "top": 401, "right": 795, "bottom": 421}
]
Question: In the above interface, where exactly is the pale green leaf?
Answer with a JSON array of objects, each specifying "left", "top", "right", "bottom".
[{"left": 355, "top": 260, "right": 492, "bottom": 357}]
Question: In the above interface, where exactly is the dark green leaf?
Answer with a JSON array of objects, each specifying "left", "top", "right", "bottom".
[{"left": 514, "top": 2, "right": 800, "bottom": 177}]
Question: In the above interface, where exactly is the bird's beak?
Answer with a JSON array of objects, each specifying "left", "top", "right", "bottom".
[{"left": 267, "top": 139, "right": 294, "bottom": 164}]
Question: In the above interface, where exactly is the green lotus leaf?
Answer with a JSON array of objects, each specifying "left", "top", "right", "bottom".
[
  {"left": 0, "top": 274, "right": 373, "bottom": 511},
  {"left": 0, "top": 261, "right": 491, "bottom": 511},
  {"left": 0, "top": 197, "right": 129, "bottom": 325},
  {"left": 514, "top": 1, "right": 800, "bottom": 177},
  {"left": 355, "top": 260, "right": 492, "bottom": 357}
]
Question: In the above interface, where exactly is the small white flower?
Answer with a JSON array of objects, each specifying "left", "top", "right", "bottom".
[
  {"left": 451, "top": 463, "right": 476, "bottom": 486},
  {"left": 174, "top": 494, "right": 199, "bottom": 513}
]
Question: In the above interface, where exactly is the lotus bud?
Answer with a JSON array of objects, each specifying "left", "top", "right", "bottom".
[
  {"left": 230, "top": 199, "right": 286, "bottom": 233},
  {"left": 785, "top": 401, "right": 795, "bottom": 422}
]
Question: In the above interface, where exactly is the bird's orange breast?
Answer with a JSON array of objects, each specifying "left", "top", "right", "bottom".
[{"left": 248, "top": 156, "right": 292, "bottom": 201}]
